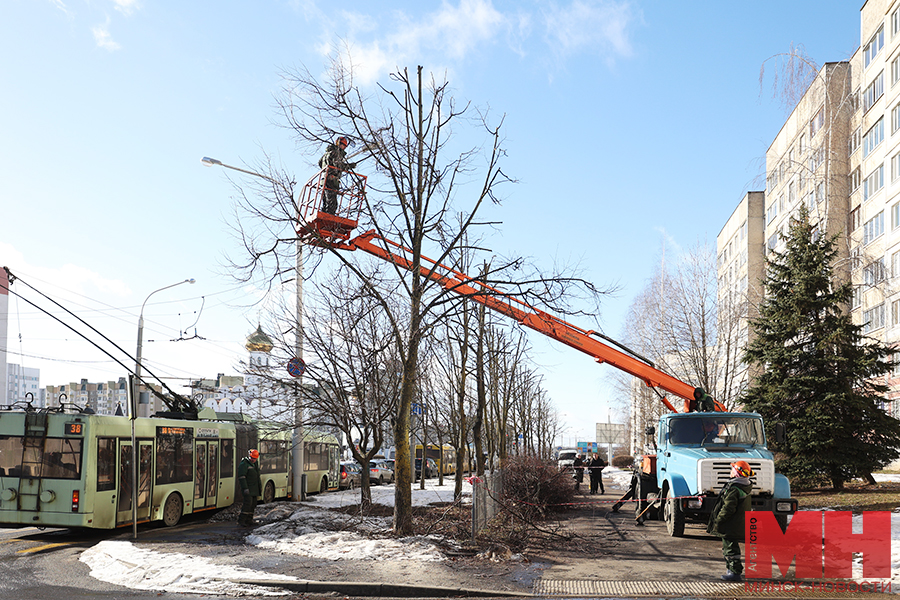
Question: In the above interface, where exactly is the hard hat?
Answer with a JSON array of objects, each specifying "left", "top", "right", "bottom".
[
  {"left": 336, "top": 136, "right": 350, "bottom": 147},
  {"left": 731, "top": 460, "right": 753, "bottom": 477},
  {"left": 249, "top": 449, "right": 260, "bottom": 460}
]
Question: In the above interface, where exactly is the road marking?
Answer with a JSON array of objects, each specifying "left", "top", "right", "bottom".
[{"left": 16, "top": 542, "right": 73, "bottom": 554}]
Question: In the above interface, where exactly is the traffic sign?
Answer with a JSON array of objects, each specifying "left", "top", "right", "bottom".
[{"left": 287, "top": 357, "right": 306, "bottom": 378}]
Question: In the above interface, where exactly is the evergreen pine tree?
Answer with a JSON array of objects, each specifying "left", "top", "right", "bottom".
[{"left": 743, "top": 206, "right": 900, "bottom": 490}]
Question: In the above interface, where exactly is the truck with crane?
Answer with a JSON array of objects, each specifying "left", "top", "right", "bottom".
[{"left": 295, "top": 161, "right": 798, "bottom": 537}]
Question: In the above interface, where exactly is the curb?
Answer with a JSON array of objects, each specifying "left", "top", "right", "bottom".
[{"left": 236, "top": 579, "right": 533, "bottom": 597}]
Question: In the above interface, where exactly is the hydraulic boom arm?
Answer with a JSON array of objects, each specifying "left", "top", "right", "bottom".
[{"left": 345, "top": 230, "right": 720, "bottom": 413}]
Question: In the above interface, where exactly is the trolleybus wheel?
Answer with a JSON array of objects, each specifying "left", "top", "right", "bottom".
[
  {"left": 162, "top": 493, "right": 183, "bottom": 527},
  {"left": 263, "top": 481, "right": 275, "bottom": 504},
  {"left": 321, "top": 476, "right": 328, "bottom": 493}
]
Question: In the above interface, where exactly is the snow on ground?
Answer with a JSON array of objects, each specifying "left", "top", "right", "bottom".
[
  {"left": 79, "top": 469, "right": 900, "bottom": 595},
  {"left": 79, "top": 475, "right": 491, "bottom": 596},
  {"left": 80, "top": 540, "right": 299, "bottom": 596}
]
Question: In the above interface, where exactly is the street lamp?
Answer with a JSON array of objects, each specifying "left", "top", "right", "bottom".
[
  {"left": 134, "top": 278, "right": 196, "bottom": 412},
  {"left": 203, "top": 155, "right": 306, "bottom": 501},
  {"left": 130, "top": 277, "right": 194, "bottom": 540}
]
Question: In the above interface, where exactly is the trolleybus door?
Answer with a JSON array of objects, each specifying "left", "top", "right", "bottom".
[
  {"left": 116, "top": 439, "right": 152, "bottom": 526},
  {"left": 193, "top": 440, "right": 218, "bottom": 509}
]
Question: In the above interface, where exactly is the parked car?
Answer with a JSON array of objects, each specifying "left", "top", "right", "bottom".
[
  {"left": 358, "top": 461, "right": 389, "bottom": 485},
  {"left": 414, "top": 457, "right": 438, "bottom": 479},
  {"left": 373, "top": 459, "right": 395, "bottom": 483},
  {"left": 339, "top": 462, "right": 362, "bottom": 490}
]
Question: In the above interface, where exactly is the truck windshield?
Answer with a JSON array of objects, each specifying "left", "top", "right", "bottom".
[{"left": 668, "top": 417, "right": 764, "bottom": 446}]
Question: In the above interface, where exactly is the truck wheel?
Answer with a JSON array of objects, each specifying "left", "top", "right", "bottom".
[{"left": 663, "top": 488, "right": 685, "bottom": 537}]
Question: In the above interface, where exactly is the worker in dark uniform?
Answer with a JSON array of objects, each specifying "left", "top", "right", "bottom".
[
  {"left": 319, "top": 136, "right": 357, "bottom": 214},
  {"left": 237, "top": 449, "right": 262, "bottom": 527},
  {"left": 707, "top": 460, "right": 754, "bottom": 582},
  {"left": 587, "top": 453, "right": 606, "bottom": 494},
  {"left": 572, "top": 453, "right": 585, "bottom": 492},
  {"left": 690, "top": 387, "right": 716, "bottom": 412}
]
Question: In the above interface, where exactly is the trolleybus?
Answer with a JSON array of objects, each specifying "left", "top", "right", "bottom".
[{"left": 0, "top": 406, "right": 339, "bottom": 529}]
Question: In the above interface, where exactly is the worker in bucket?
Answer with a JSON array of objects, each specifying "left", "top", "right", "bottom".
[
  {"left": 318, "top": 136, "right": 357, "bottom": 214},
  {"left": 707, "top": 460, "right": 754, "bottom": 582},
  {"left": 237, "top": 449, "right": 262, "bottom": 527}
]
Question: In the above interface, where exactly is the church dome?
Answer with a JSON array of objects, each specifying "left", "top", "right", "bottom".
[{"left": 245, "top": 325, "right": 274, "bottom": 353}]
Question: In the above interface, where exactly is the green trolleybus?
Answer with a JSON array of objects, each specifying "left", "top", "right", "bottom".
[{"left": 0, "top": 407, "right": 340, "bottom": 529}]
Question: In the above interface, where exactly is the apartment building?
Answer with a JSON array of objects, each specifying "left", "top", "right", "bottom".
[
  {"left": 858, "top": 0, "right": 900, "bottom": 412},
  {"left": 45, "top": 377, "right": 129, "bottom": 415},
  {"left": 6, "top": 363, "right": 42, "bottom": 406},
  {"left": 715, "top": 191, "right": 766, "bottom": 403},
  {"left": 714, "top": 2, "right": 900, "bottom": 415}
]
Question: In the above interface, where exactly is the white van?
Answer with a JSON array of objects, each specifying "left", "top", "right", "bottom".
[{"left": 557, "top": 448, "right": 579, "bottom": 472}]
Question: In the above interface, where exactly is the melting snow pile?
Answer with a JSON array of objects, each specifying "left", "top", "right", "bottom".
[{"left": 80, "top": 540, "right": 298, "bottom": 596}]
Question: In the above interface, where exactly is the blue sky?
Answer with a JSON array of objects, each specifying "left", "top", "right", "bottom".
[{"left": 1, "top": 1, "right": 862, "bottom": 441}]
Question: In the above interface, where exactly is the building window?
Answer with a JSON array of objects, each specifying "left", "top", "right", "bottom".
[
  {"left": 767, "top": 232, "right": 778, "bottom": 251},
  {"left": 864, "top": 164, "right": 885, "bottom": 201},
  {"left": 893, "top": 251, "right": 900, "bottom": 276},
  {"left": 863, "top": 73, "right": 885, "bottom": 112},
  {"left": 893, "top": 299, "right": 900, "bottom": 326},
  {"left": 894, "top": 104, "right": 900, "bottom": 134},
  {"left": 788, "top": 182, "right": 796, "bottom": 204},
  {"left": 894, "top": 56, "right": 900, "bottom": 87},
  {"left": 767, "top": 202, "right": 777, "bottom": 225},
  {"left": 864, "top": 211, "right": 885, "bottom": 245},
  {"left": 850, "top": 127, "right": 861, "bottom": 155},
  {"left": 852, "top": 286, "right": 862, "bottom": 309},
  {"left": 740, "top": 220, "right": 747, "bottom": 241},
  {"left": 894, "top": 202, "right": 900, "bottom": 230},
  {"left": 894, "top": 9, "right": 900, "bottom": 38},
  {"left": 810, "top": 108, "right": 825, "bottom": 137},
  {"left": 865, "top": 258, "right": 886, "bottom": 285},
  {"left": 864, "top": 117, "right": 885, "bottom": 157},
  {"left": 865, "top": 26, "right": 885, "bottom": 68},
  {"left": 799, "top": 133, "right": 806, "bottom": 154},
  {"left": 851, "top": 167, "right": 862, "bottom": 192},
  {"left": 864, "top": 303, "right": 886, "bottom": 333}
]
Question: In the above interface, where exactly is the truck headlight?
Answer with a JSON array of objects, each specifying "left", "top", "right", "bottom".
[
  {"left": 687, "top": 498, "right": 703, "bottom": 509},
  {"left": 775, "top": 501, "right": 795, "bottom": 513}
]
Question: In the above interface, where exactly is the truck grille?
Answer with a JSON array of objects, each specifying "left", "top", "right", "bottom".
[{"left": 697, "top": 459, "right": 774, "bottom": 495}]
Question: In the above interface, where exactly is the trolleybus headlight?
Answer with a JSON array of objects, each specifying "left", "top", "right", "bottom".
[
  {"left": 71, "top": 490, "right": 79, "bottom": 512},
  {"left": 0, "top": 488, "right": 16, "bottom": 502},
  {"left": 39, "top": 490, "right": 56, "bottom": 503}
]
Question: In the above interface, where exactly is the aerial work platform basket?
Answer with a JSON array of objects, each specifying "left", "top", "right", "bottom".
[{"left": 296, "top": 166, "right": 367, "bottom": 250}]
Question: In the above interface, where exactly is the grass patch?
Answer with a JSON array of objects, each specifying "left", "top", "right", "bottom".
[{"left": 795, "top": 481, "right": 900, "bottom": 512}]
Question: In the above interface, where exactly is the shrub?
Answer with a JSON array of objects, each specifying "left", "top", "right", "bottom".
[
  {"left": 501, "top": 454, "right": 576, "bottom": 520},
  {"left": 611, "top": 454, "right": 633, "bottom": 468}
]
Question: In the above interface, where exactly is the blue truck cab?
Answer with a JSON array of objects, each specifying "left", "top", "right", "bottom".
[{"left": 633, "top": 411, "right": 797, "bottom": 536}]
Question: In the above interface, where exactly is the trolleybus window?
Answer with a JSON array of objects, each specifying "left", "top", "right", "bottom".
[
  {"left": 0, "top": 436, "right": 22, "bottom": 477},
  {"left": 220, "top": 439, "right": 234, "bottom": 478},
  {"left": 305, "top": 442, "right": 327, "bottom": 471},
  {"left": 0, "top": 435, "right": 82, "bottom": 479},
  {"left": 155, "top": 426, "right": 193, "bottom": 484},
  {"left": 260, "top": 440, "right": 289, "bottom": 474},
  {"left": 97, "top": 437, "right": 115, "bottom": 491},
  {"left": 42, "top": 438, "right": 82, "bottom": 479}
]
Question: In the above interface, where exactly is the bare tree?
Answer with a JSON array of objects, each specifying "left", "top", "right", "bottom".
[{"left": 227, "top": 59, "right": 609, "bottom": 534}]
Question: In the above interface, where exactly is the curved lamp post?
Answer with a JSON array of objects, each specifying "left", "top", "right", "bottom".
[
  {"left": 130, "top": 277, "right": 194, "bottom": 540},
  {"left": 134, "top": 278, "right": 196, "bottom": 408},
  {"left": 202, "top": 156, "right": 306, "bottom": 501}
]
